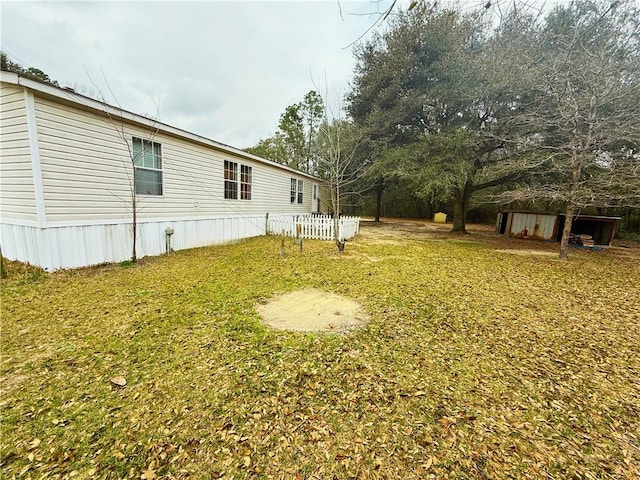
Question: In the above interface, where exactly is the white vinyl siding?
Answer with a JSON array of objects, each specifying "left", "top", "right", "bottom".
[
  {"left": 1, "top": 75, "right": 324, "bottom": 269},
  {"left": 34, "top": 97, "right": 135, "bottom": 222},
  {"left": 0, "top": 84, "right": 37, "bottom": 222},
  {"left": 29, "top": 94, "right": 313, "bottom": 225}
]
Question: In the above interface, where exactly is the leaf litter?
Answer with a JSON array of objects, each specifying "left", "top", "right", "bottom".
[
  {"left": 1, "top": 219, "right": 639, "bottom": 479},
  {"left": 256, "top": 289, "right": 369, "bottom": 334}
]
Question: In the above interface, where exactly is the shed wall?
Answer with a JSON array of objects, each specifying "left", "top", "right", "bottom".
[{"left": 508, "top": 213, "right": 557, "bottom": 240}]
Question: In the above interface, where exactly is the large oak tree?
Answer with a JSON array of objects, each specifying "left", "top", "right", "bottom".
[{"left": 346, "top": 7, "right": 538, "bottom": 233}]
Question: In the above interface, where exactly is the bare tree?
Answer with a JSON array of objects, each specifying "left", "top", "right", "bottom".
[
  {"left": 112, "top": 124, "right": 161, "bottom": 264},
  {"left": 315, "top": 99, "right": 368, "bottom": 251},
  {"left": 86, "top": 73, "right": 161, "bottom": 263},
  {"left": 500, "top": 0, "right": 640, "bottom": 258}
]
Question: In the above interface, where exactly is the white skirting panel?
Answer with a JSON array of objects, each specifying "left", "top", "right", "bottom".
[{"left": 0, "top": 215, "right": 268, "bottom": 271}]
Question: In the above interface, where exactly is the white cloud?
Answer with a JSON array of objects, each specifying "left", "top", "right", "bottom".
[{"left": 1, "top": 1, "right": 386, "bottom": 148}]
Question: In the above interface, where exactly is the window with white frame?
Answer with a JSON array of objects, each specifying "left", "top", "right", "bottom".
[
  {"left": 224, "top": 160, "right": 238, "bottom": 199},
  {"left": 313, "top": 184, "right": 318, "bottom": 200},
  {"left": 290, "top": 178, "right": 304, "bottom": 204},
  {"left": 297, "top": 179, "right": 303, "bottom": 204},
  {"left": 132, "top": 137, "right": 163, "bottom": 195},
  {"left": 240, "top": 165, "right": 252, "bottom": 200},
  {"left": 225, "top": 161, "right": 252, "bottom": 200}
]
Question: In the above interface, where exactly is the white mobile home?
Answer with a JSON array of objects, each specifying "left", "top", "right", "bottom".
[{"left": 0, "top": 72, "right": 326, "bottom": 270}]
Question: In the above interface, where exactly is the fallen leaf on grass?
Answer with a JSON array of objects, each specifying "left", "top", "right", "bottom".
[
  {"left": 110, "top": 376, "right": 127, "bottom": 387},
  {"left": 438, "top": 417, "right": 457, "bottom": 428},
  {"left": 141, "top": 467, "right": 157, "bottom": 479},
  {"left": 2, "top": 223, "right": 639, "bottom": 479}
]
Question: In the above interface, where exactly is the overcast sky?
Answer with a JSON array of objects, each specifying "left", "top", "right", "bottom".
[{"left": 1, "top": 1, "right": 406, "bottom": 148}]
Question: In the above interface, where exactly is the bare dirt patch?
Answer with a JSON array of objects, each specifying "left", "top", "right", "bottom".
[
  {"left": 608, "top": 245, "right": 640, "bottom": 261},
  {"left": 356, "top": 218, "right": 494, "bottom": 244},
  {"left": 257, "top": 289, "right": 370, "bottom": 334},
  {"left": 357, "top": 218, "right": 452, "bottom": 243},
  {"left": 493, "top": 249, "right": 558, "bottom": 257},
  {"left": 357, "top": 218, "right": 640, "bottom": 261}
]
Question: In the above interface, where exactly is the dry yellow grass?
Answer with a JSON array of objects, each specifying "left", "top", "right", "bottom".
[{"left": 1, "top": 220, "right": 639, "bottom": 479}]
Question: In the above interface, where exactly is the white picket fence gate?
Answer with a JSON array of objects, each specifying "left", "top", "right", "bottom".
[{"left": 268, "top": 214, "right": 360, "bottom": 241}]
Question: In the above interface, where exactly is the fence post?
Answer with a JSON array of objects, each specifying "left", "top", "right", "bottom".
[{"left": 265, "top": 212, "right": 269, "bottom": 235}]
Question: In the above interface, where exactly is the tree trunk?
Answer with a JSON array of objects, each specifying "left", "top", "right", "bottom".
[
  {"left": 0, "top": 244, "right": 6, "bottom": 279},
  {"left": 451, "top": 182, "right": 472, "bottom": 234},
  {"left": 334, "top": 184, "right": 345, "bottom": 252},
  {"left": 374, "top": 179, "right": 384, "bottom": 222},
  {"left": 560, "top": 148, "right": 583, "bottom": 260},
  {"left": 425, "top": 201, "right": 434, "bottom": 222},
  {"left": 559, "top": 203, "right": 575, "bottom": 260}
]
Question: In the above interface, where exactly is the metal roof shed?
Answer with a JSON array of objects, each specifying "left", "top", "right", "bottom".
[
  {"left": 496, "top": 211, "right": 559, "bottom": 241},
  {"left": 557, "top": 214, "right": 620, "bottom": 246},
  {"left": 497, "top": 211, "right": 620, "bottom": 246}
]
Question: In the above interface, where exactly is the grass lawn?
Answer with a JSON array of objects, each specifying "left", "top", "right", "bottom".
[{"left": 1, "top": 220, "right": 639, "bottom": 479}]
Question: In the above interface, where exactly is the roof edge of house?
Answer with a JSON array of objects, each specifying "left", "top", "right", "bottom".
[{"left": 0, "top": 71, "right": 322, "bottom": 182}]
